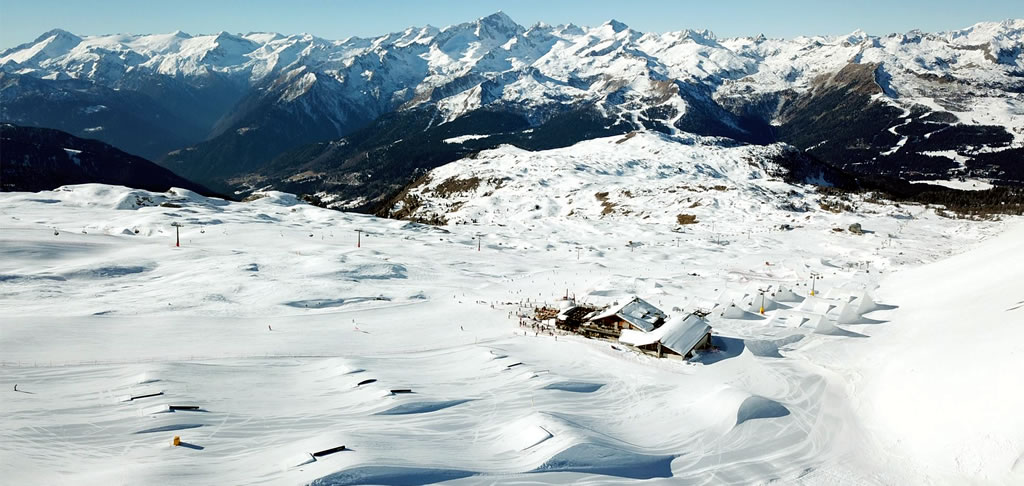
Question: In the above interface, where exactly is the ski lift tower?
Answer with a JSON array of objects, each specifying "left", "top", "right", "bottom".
[
  {"left": 809, "top": 272, "right": 822, "bottom": 296},
  {"left": 757, "top": 286, "right": 771, "bottom": 314},
  {"left": 170, "top": 222, "right": 183, "bottom": 247}
]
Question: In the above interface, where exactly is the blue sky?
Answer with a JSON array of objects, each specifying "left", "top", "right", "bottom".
[{"left": 2, "top": 0, "right": 1022, "bottom": 48}]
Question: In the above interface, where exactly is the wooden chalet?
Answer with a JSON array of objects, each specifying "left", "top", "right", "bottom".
[
  {"left": 582, "top": 297, "right": 667, "bottom": 338},
  {"left": 619, "top": 313, "right": 713, "bottom": 359}
]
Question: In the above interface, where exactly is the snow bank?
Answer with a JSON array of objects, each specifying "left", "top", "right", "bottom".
[{"left": 845, "top": 221, "right": 1024, "bottom": 483}]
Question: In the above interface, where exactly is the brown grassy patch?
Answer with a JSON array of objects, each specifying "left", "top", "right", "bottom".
[
  {"left": 615, "top": 132, "right": 638, "bottom": 144},
  {"left": 431, "top": 176, "right": 481, "bottom": 198},
  {"left": 595, "top": 192, "right": 616, "bottom": 215},
  {"left": 676, "top": 214, "right": 699, "bottom": 225}
]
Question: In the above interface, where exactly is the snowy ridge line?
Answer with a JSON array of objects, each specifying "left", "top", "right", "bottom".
[{"left": 4, "top": 16, "right": 1022, "bottom": 99}]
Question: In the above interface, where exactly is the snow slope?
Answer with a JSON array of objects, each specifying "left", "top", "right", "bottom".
[
  {"left": 390, "top": 131, "right": 811, "bottom": 228},
  {"left": 802, "top": 221, "right": 1024, "bottom": 484},
  {"left": 1, "top": 158, "right": 1019, "bottom": 485}
]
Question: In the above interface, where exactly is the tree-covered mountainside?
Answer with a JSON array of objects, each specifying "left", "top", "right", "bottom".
[{"left": 0, "top": 124, "right": 210, "bottom": 194}]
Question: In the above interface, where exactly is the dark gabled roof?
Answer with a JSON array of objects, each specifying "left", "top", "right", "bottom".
[{"left": 590, "top": 296, "right": 666, "bottom": 332}]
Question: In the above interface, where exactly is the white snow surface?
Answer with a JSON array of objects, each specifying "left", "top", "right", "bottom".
[
  {"left": 398, "top": 132, "right": 806, "bottom": 226},
  {"left": 443, "top": 134, "right": 491, "bottom": 144},
  {"left": 1, "top": 174, "right": 1022, "bottom": 484},
  {"left": 910, "top": 178, "right": 995, "bottom": 191}
]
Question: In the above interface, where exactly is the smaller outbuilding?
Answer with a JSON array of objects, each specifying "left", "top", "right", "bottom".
[{"left": 556, "top": 304, "right": 598, "bottom": 330}]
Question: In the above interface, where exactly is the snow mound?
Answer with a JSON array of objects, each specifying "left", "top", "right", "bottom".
[
  {"left": 532, "top": 443, "right": 676, "bottom": 479},
  {"left": 374, "top": 399, "right": 474, "bottom": 415},
  {"left": 63, "top": 264, "right": 152, "bottom": 279},
  {"left": 246, "top": 191, "right": 303, "bottom": 206},
  {"left": 744, "top": 335, "right": 803, "bottom": 358},
  {"left": 310, "top": 466, "right": 475, "bottom": 486},
  {"left": 736, "top": 396, "right": 791, "bottom": 426},
  {"left": 502, "top": 422, "right": 554, "bottom": 451},
  {"left": 336, "top": 263, "right": 407, "bottom": 280},
  {"left": 133, "top": 423, "right": 203, "bottom": 434},
  {"left": 542, "top": 381, "right": 605, "bottom": 393}
]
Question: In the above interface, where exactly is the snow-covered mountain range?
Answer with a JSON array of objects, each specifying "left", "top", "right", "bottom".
[{"left": 3, "top": 13, "right": 1023, "bottom": 205}]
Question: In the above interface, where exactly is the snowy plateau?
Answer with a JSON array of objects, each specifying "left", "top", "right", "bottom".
[{"left": 2, "top": 11, "right": 1024, "bottom": 486}]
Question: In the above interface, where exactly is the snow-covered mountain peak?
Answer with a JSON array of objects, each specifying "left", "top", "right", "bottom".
[
  {"left": 560, "top": 23, "right": 586, "bottom": 36},
  {"left": 391, "top": 25, "right": 439, "bottom": 47},
  {"left": 475, "top": 11, "right": 522, "bottom": 34},
  {"left": 843, "top": 29, "right": 869, "bottom": 44},
  {"left": 203, "top": 31, "right": 260, "bottom": 59},
  {"left": 949, "top": 18, "right": 1024, "bottom": 42},
  {"left": 439, "top": 11, "right": 523, "bottom": 40},
  {"left": 603, "top": 19, "right": 631, "bottom": 34},
  {"left": 241, "top": 31, "right": 283, "bottom": 43},
  {"left": 34, "top": 28, "right": 81, "bottom": 44},
  {"left": 1, "top": 28, "right": 82, "bottom": 65}
]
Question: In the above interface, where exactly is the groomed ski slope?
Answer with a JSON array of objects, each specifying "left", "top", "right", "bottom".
[{"left": 0, "top": 174, "right": 1021, "bottom": 484}]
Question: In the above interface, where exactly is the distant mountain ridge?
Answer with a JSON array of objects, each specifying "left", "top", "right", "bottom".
[
  {"left": 0, "top": 124, "right": 210, "bottom": 194},
  {"left": 2, "top": 13, "right": 1023, "bottom": 206}
]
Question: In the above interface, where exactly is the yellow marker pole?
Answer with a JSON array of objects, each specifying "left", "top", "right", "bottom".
[{"left": 173, "top": 436, "right": 181, "bottom": 447}]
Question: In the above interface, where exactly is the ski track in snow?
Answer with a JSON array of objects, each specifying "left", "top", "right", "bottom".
[{"left": 0, "top": 180, "right": 1021, "bottom": 485}]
